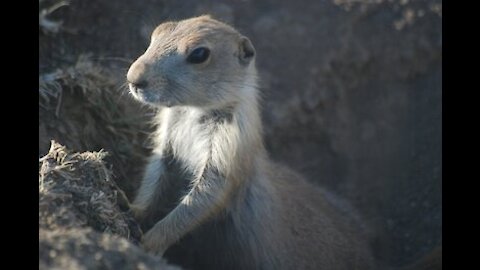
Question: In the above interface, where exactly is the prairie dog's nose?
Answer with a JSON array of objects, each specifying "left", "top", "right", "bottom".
[{"left": 127, "top": 60, "right": 149, "bottom": 89}]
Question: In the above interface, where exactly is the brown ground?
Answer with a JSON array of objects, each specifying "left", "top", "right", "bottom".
[{"left": 39, "top": 0, "right": 442, "bottom": 269}]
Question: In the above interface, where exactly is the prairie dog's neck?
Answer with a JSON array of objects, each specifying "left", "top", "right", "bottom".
[{"left": 152, "top": 71, "right": 266, "bottom": 179}]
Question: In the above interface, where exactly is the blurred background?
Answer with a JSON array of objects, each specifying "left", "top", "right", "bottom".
[{"left": 39, "top": 0, "right": 442, "bottom": 268}]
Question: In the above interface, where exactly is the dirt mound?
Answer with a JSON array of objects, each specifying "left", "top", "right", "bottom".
[
  {"left": 39, "top": 141, "right": 181, "bottom": 269},
  {"left": 40, "top": 228, "right": 181, "bottom": 270}
]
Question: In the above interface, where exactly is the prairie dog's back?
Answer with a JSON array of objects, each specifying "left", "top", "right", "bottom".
[{"left": 264, "top": 163, "right": 375, "bottom": 270}]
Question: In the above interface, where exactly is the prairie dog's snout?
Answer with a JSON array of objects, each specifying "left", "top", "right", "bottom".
[
  {"left": 126, "top": 54, "right": 172, "bottom": 106},
  {"left": 127, "top": 60, "right": 151, "bottom": 98},
  {"left": 127, "top": 60, "right": 149, "bottom": 91}
]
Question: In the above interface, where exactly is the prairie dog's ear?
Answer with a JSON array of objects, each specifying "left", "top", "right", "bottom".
[
  {"left": 238, "top": 36, "right": 255, "bottom": 65},
  {"left": 198, "top": 14, "right": 213, "bottom": 20},
  {"left": 151, "top": 21, "right": 178, "bottom": 40}
]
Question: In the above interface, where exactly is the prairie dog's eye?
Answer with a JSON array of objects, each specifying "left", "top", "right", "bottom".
[{"left": 186, "top": 47, "right": 210, "bottom": 64}]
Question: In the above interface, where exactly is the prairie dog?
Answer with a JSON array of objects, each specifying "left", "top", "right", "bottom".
[{"left": 127, "top": 15, "right": 374, "bottom": 270}]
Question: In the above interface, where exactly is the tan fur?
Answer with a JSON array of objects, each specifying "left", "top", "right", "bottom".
[{"left": 127, "top": 15, "right": 375, "bottom": 270}]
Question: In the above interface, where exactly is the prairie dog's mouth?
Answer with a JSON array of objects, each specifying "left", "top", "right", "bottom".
[
  {"left": 128, "top": 83, "right": 146, "bottom": 100},
  {"left": 128, "top": 83, "right": 141, "bottom": 96},
  {"left": 128, "top": 83, "right": 174, "bottom": 107}
]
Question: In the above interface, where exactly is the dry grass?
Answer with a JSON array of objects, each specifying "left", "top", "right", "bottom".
[
  {"left": 38, "top": 142, "right": 184, "bottom": 269},
  {"left": 39, "top": 141, "right": 141, "bottom": 242}
]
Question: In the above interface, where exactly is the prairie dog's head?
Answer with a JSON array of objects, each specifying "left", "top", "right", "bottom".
[{"left": 127, "top": 15, "right": 256, "bottom": 108}]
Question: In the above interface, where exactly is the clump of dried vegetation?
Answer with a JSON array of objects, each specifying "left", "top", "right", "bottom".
[
  {"left": 39, "top": 141, "right": 140, "bottom": 239},
  {"left": 39, "top": 141, "right": 181, "bottom": 269}
]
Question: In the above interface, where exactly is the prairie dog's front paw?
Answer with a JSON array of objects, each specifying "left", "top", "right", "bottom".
[{"left": 142, "top": 228, "right": 168, "bottom": 257}]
